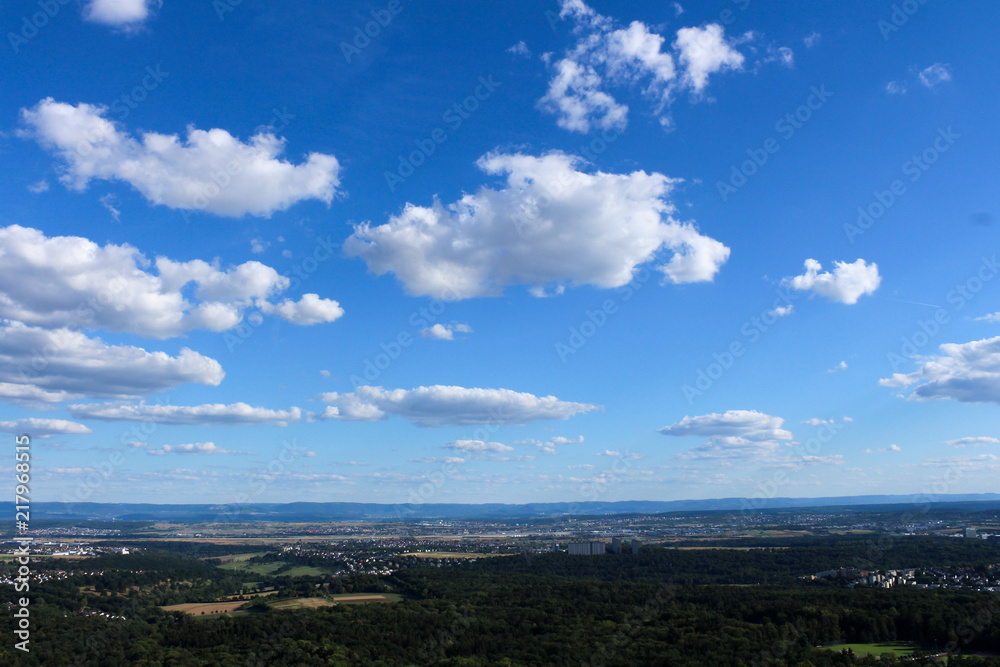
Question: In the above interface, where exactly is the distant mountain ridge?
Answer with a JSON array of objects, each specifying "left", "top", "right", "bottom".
[{"left": 19, "top": 493, "right": 1000, "bottom": 522}]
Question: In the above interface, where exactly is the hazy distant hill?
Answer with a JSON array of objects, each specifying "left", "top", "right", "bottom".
[{"left": 20, "top": 494, "right": 1000, "bottom": 522}]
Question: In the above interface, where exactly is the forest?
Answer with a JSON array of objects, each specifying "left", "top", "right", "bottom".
[{"left": 1, "top": 536, "right": 998, "bottom": 665}]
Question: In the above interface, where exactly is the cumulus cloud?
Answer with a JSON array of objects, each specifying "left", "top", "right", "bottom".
[
  {"left": 0, "top": 321, "right": 223, "bottom": 402},
  {"left": 827, "top": 361, "right": 848, "bottom": 373},
  {"left": 517, "top": 434, "right": 584, "bottom": 454},
  {"left": 318, "top": 385, "right": 600, "bottom": 427},
  {"left": 0, "top": 418, "right": 92, "bottom": 436},
  {"left": 507, "top": 41, "right": 531, "bottom": 57},
  {"left": 781, "top": 258, "right": 881, "bottom": 304},
  {"left": 20, "top": 99, "right": 341, "bottom": 217},
  {"left": 443, "top": 440, "right": 514, "bottom": 453},
  {"left": 83, "top": 0, "right": 158, "bottom": 27},
  {"left": 420, "top": 323, "right": 473, "bottom": 340},
  {"left": 540, "top": 1, "right": 756, "bottom": 130},
  {"left": 673, "top": 24, "right": 746, "bottom": 92},
  {"left": 346, "top": 151, "right": 729, "bottom": 299},
  {"left": 880, "top": 337, "right": 1000, "bottom": 404},
  {"left": 27, "top": 180, "right": 49, "bottom": 194},
  {"left": 919, "top": 63, "right": 952, "bottom": 88},
  {"left": 68, "top": 402, "right": 301, "bottom": 426},
  {"left": 657, "top": 409, "right": 835, "bottom": 465},
  {"left": 0, "top": 225, "right": 342, "bottom": 338},
  {"left": 769, "top": 305, "right": 793, "bottom": 318},
  {"left": 944, "top": 437, "right": 1000, "bottom": 448},
  {"left": 258, "top": 294, "right": 344, "bottom": 326},
  {"left": 881, "top": 444, "right": 902, "bottom": 452},
  {"left": 659, "top": 409, "right": 793, "bottom": 441}
]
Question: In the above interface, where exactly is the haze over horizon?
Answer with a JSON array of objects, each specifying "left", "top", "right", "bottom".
[{"left": 2, "top": 0, "right": 999, "bottom": 505}]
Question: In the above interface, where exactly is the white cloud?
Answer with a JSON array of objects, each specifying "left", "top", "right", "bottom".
[
  {"left": 0, "top": 321, "right": 223, "bottom": 402},
  {"left": 944, "top": 437, "right": 999, "bottom": 448},
  {"left": 142, "top": 442, "right": 254, "bottom": 456},
  {"left": 0, "top": 225, "right": 342, "bottom": 338},
  {"left": 881, "top": 444, "right": 902, "bottom": 452},
  {"left": 68, "top": 402, "right": 302, "bottom": 426},
  {"left": 597, "top": 449, "right": 644, "bottom": 459},
  {"left": 250, "top": 238, "right": 269, "bottom": 254},
  {"left": 20, "top": 99, "right": 341, "bottom": 217},
  {"left": 803, "top": 32, "right": 821, "bottom": 48},
  {"left": 318, "top": 385, "right": 600, "bottom": 427},
  {"left": 319, "top": 370, "right": 331, "bottom": 378},
  {"left": 520, "top": 434, "right": 584, "bottom": 454},
  {"left": 538, "top": 58, "right": 629, "bottom": 133},
  {"left": 443, "top": 440, "right": 514, "bottom": 453},
  {"left": 99, "top": 193, "right": 121, "bottom": 222},
  {"left": 827, "top": 361, "right": 848, "bottom": 373},
  {"left": 886, "top": 80, "right": 907, "bottom": 95},
  {"left": 975, "top": 312, "right": 1000, "bottom": 323},
  {"left": 83, "top": 0, "right": 158, "bottom": 27},
  {"left": 659, "top": 409, "right": 793, "bottom": 441},
  {"left": 671, "top": 3, "right": 684, "bottom": 16},
  {"left": 657, "top": 410, "right": 832, "bottom": 465},
  {"left": 769, "top": 305, "right": 793, "bottom": 318},
  {"left": 880, "top": 337, "right": 1000, "bottom": 404},
  {"left": 919, "top": 63, "right": 952, "bottom": 89},
  {"left": 411, "top": 456, "right": 466, "bottom": 464},
  {"left": 507, "top": 41, "right": 531, "bottom": 57},
  {"left": 420, "top": 323, "right": 473, "bottom": 340},
  {"left": 0, "top": 418, "right": 92, "bottom": 436},
  {"left": 923, "top": 454, "right": 1000, "bottom": 468},
  {"left": 0, "top": 382, "right": 76, "bottom": 406},
  {"left": 539, "top": 2, "right": 756, "bottom": 131},
  {"left": 801, "top": 418, "right": 833, "bottom": 426},
  {"left": 781, "top": 258, "right": 881, "bottom": 304},
  {"left": 346, "top": 151, "right": 729, "bottom": 299},
  {"left": 258, "top": 294, "right": 344, "bottom": 325},
  {"left": 674, "top": 24, "right": 745, "bottom": 92},
  {"left": 27, "top": 180, "right": 49, "bottom": 193}
]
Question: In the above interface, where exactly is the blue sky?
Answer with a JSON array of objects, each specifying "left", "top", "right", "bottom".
[{"left": 2, "top": 0, "right": 999, "bottom": 506}]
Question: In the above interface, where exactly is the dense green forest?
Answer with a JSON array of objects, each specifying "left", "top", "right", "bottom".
[{"left": 2, "top": 537, "right": 998, "bottom": 665}]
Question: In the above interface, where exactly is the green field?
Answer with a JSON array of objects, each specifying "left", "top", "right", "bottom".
[
  {"left": 219, "top": 560, "right": 284, "bottom": 575},
  {"left": 218, "top": 560, "right": 327, "bottom": 577},
  {"left": 823, "top": 642, "right": 944, "bottom": 660}
]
